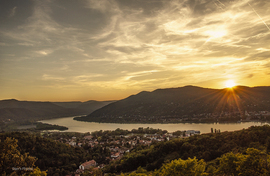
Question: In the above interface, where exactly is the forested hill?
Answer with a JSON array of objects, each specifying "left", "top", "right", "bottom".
[
  {"left": 76, "top": 86, "right": 270, "bottom": 123},
  {"left": 0, "top": 99, "right": 80, "bottom": 122},
  {"left": 53, "top": 100, "right": 115, "bottom": 114},
  {"left": 104, "top": 125, "right": 270, "bottom": 174},
  {"left": 0, "top": 99, "right": 115, "bottom": 122},
  {"left": 0, "top": 132, "right": 100, "bottom": 175},
  {"left": 1, "top": 125, "right": 270, "bottom": 175}
]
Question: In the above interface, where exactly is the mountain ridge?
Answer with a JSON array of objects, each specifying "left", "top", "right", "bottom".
[
  {"left": 0, "top": 99, "right": 115, "bottom": 122},
  {"left": 75, "top": 85, "right": 270, "bottom": 123}
]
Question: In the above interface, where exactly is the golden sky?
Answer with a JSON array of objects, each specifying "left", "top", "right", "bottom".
[{"left": 0, "top": 0, "right": 270, "bottom": 101}]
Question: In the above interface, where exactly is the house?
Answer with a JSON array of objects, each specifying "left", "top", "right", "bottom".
[
  {"left": 79, "top": 160, "right": 97, "bottom": 170},
  {"left": 111, "top": 152, "right": 120, "bottom": 158},
  {"left": 84, "top": 135, "right": 93, "bottom": 140},
  {"left": 186, "top": 130, "right": 200, "bottom": 136},
  {"left": 69, "top": 141, "right": 76, "bottom": 146}
]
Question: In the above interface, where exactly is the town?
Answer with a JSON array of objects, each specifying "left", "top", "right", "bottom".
[
  {"left": 91, "top": 110, "right": 270, "bottom": 123},
  {"left": 42, "top": 127, "right": 200, "bottom": 175}
]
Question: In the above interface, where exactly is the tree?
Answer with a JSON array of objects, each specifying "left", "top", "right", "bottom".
[
  {"left": 0, "top": 137, "right": 46, "bottom": 175},
  {"left": 158, "top": 157, "right": 207, "bottom": 176},
  {"left": 266, "top": 136, "right": 270, "bottom": 154},
  {"left": 216, "top": 152, "right": 243, "bottom": 175},
  {"left": 216, "top": 148, "right": 269, "bottom": 176},
  {"left": 238, "top": 148, "right": 268, "bottom": 176},
  {"left": 26, "top": 167, "right": 47, "bottom": 176}
]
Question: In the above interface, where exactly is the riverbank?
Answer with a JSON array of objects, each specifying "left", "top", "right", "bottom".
[
  {"left": 40, "top": 116, "right": 269, "bottom": 134},
  {"left": 1, "top": 121, "right": 68, "bottom": 132},
  {"left": 73, "top": 115, "right": 269, "bottom": 124}
]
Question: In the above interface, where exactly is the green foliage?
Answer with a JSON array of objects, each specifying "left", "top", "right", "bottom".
[
  {"left": 172, "top": 130, "right": 183, "bottom": 136},
  {"left": 237, "top": 148, "right": 269, "bottom": 176},
  {"left": 0, "top": 137, "right": 47, "bottom": 175},
  {"left": 26, "top": 167, "right": 47, "bottom": 176},
  {"left": 0, "top": 132, "right": 95, "bottom": 176},
  {"left": 266, "top": 136, "right": 270, "bottom": 154},
  {"left": 158, "top": 157, "right": 207, "bottom": 176},
  {"left": 104, "top": 125, "right": 270, "bottom": 173},
  {"left": 90, "top": 127, "right": 167, "bottom": 138},
  {"left": 216, "top": 152, "right": 243, "bottom": 175},
  {"left": 35, "top": 122, "right": 68, "bottom": 131},
  {"left": 216, "top": 148, "right": 269, "bottom": 176},
  {"left": 115, "top": 149, "right": 270, "bottom": 176}
]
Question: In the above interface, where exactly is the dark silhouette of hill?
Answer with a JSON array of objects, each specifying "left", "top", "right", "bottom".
[
  {"left": 0, "top": 99, "right": 83, "bottom": 122},
  {"left": 51, "top": 101, "right": 82, "bottom": 109},
  {"left": 76, "top": 86, "right": 270, "bottom": 123},
  {"left": 0, "top": 99, "right": 116, "bottom": 122},
  {"left": 52, "top": 100, "right": 115, "bottom": 114}
]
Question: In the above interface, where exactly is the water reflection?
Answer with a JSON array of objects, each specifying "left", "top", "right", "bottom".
[{"left": 40, "top": 116, "right": 269, "bottom": 134}]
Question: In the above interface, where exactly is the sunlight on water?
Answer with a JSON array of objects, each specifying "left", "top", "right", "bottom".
[{"left": 40, "top": 116, "right": 269, "bottom": 134}]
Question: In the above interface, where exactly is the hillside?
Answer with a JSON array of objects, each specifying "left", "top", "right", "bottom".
[
  {"left": 0, "top": 132, "right": 98, "bottom": 175},
  {"left": 1, "top": 126, "right": 270, "bottom": 175},
  {"left": 0, "top": 99, "right": 81, "bottom": 122},
  {"left": 103, "top": 125, "right": 270, "bottom": 174},
  {"left": 76, "top": 86, "right": 270, "bottom": 123},
  {"left": 53, "top": 100, "right": 115, "bottom": 114},
  {"left": 0, "top": 99, "right": 115, "bottom": 123}
]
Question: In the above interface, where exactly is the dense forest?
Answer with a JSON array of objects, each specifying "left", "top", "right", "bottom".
[{"left": 0, "top": 132, "right": 109, "bottom": 176}]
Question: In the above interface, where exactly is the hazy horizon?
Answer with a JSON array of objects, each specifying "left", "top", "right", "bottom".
[
  {"left": 1, "top": 0, "right": 270, "bottom": 101},
  {"left": 1, "top": 84, "right": 269, "bottom": 102}
]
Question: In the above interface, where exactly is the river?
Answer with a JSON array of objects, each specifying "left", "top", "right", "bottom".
[{"left": 39, "top": 116, "right": 269, "bottom": 134}]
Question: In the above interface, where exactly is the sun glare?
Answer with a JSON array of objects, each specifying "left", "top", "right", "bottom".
[
  {"left": 205, "top": 29, "right": 227, "bottom": 39},
  {"left": 225, "top": 80, "right": 236, "bottom": 88}
]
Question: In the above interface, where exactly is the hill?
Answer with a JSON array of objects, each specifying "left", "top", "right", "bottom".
[
  {"left": 103, "top": 125, "right": 270, "bottom": 174},
  {"left": 0, "top": 99, "right": 83, "bottom": 122},
  {"left": 75, "top": 86, "right": 270, "bottom": 123},
  {"left": 53, "top": 100, "right": 115, "bottom": 114},
  {"left": 0, "top": 132, "right": 98, "bottom": 175},
  {"left": 0, "top": 99, "right": 115, "bottom": 123},
  {"left": 1, "top": 125, "right": 270, "bottom": 175}
]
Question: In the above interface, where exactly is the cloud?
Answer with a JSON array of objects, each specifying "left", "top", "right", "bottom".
[
  {"left": 36, "top": 50, "right": 53, "bottom": 56},
  {"left": 42, "top": 74, "right": 65, "bottom": 81},
  {"left": 86, "top": 0, "right": 118, "bottom": 13},
  {"left": 1, "top": 0, "right": 270, "bottom": 100},
  {"left": 9, "top": 6, "right": 17, "bottom": 17}
]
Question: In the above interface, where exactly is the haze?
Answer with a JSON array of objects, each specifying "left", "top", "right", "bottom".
[{"left": 0, "top": 0, "right": 269, "bottom": 101}]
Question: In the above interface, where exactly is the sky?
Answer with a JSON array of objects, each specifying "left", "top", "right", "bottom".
[{"left": 0, "top": 0, "right": 270, "bottom": 102}]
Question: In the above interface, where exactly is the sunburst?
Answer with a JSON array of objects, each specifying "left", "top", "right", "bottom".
[{"left": 225, "top": 80, "right": 236, "bottom": 88}]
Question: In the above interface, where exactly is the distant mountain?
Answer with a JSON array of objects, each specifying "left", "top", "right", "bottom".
[
  {"left": 52, "top": 100, "right": 115, "bottom": 114},
  {"left": 51, "top": 101, "right": 82, "bottom": 109},
  {"left": 76, "top": 86, "right": 270, "bottom": 123},
  {"left": 0, "top": 99, "right": 80, "bottom": 122}
]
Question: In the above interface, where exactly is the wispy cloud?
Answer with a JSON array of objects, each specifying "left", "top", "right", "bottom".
[
  {"left": 9, "top": 6, "right": 17, "bottom": 17},
  {"left": 42, "top": 74, "right": 65, "bottom": 81},
  {"left": 1, "top": 0, "right": 270, "bottom": 101}
]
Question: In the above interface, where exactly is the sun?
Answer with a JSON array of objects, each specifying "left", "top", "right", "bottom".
[
  {"left": 225, "top": 80, "right": 236, "bottom": 88},
  {"left": 205, "top": 29, "right": 227, "bottom": 39}
]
